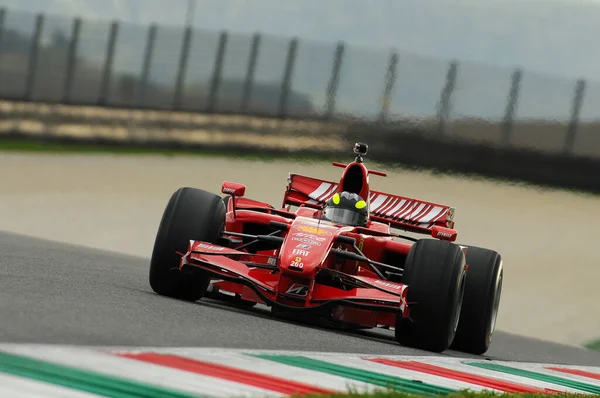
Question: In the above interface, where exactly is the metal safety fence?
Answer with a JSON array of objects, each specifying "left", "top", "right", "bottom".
[{"left": 0, "top": 7, "right": 599, "bottom": 159}]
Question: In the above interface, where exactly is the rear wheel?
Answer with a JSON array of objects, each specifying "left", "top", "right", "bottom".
[
  {"left": 451, "top": 245, "right": 503, "bottom": 355},
  {"left": 149, "top": 187, "right": 226, "bottom": 301},
  {"left": 395, "top": 239, "right": 467, "bottom": 352}
]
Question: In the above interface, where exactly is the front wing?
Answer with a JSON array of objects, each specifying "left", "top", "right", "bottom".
[{"left": 179, "top": 241, "right": 409, "bottom": 321}]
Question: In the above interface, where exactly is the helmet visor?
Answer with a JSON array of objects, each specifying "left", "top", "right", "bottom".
[{"left": 324, "top": 207, "right": 364, "bottom": 226}]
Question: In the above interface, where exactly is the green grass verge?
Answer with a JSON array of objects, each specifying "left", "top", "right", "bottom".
[
  {"left": 0, "top": 137, "right": 332, "bottom": 162},
  {"left": 586, "top": 339, "right": 600, "bottom": 351},
  {"left": 0, "top": 136, "right": 411, "bottom": 173},
  {"left": 2, "top": 136, "right": 599, "bottom": 199}
]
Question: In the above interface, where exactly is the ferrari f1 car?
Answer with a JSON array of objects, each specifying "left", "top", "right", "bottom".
[{"left": 149, "top": 143, "right": 503, "bottom": 354}]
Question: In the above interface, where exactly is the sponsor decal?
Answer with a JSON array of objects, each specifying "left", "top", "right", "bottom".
[
  {"left": 296, "top": 244, "right": 311, "bottom": 249},
  {"left": 293, "top": 232, "right": 326, "bottom": 241},
  {"left": 296, "top": 218, "right": 321, "bottom": 225},
  {"left": 297, "top": 225, "right": 330, "bottom": 235},
  {"left": 267, "top": 257, "right": 277, "bottom": 265},
  {"left": 375, "top": 280, "right": 403, "bottom": 290},
  {"left": 286, "top": 283, "right": 308, "bottom": 296},
  {"left": 292, "top": 249, "right": 310, "bottom": 256},
  {"left": 196, "top": 243, "right": 224, "bottom": 251},
  {"left": 436, "top": 231, "right": 454, "bottom": 239},
  {"left": 291, "top": 237, "right": 322, "bottom": 246},
  {"left": 222, "top": 187, "right": 237, "bottom": 194}
]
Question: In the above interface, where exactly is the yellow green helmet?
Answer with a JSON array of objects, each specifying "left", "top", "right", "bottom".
[{"left": 323, "top": 191, "right": 368, "bottom": 226}]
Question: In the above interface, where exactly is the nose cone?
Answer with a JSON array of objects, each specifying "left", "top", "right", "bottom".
[{"left": 279, "top": 218, "right": 338, "bottom": 276}]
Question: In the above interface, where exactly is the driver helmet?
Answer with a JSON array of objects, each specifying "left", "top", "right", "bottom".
[{"left": 323, "top": 191, "right": 368, "bottom": 226}]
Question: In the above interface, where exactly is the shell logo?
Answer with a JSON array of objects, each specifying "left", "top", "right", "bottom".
[{"left": 297, "top": 225, "right": 330, "bottom": 235}]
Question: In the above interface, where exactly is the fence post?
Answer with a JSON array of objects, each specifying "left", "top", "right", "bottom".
[
  {"left": 0, "top": 8, "right": 5, "bottom": 46},
  {"left": 324, "top": 42, "right": 344, "bottom": 120},
  {"left": 173, "top": 25, "right": 192, "bottom": 110},
  {"left": 0, "top": 9, "right": 6, "bottom": 61},
  {"left": 240, "top": 32, "right": 261, "bottom": 114},
  {"left": 563, "top": 78, "right": 586, "bottom": 155},
  {"left": 25, "top": 13, "right": 44, "bottom": 101},
  {"left": 437, "top": 60, "right": 458, "bottom": 135},
  {"left": 0, "top": 8, "right": 6, "bottom": 91},
  {"left": 98, "top": 20, "right": 119, "bottom": 106},
  {"left": 379, "top": 49, "right": 398, "bottom": 123},
  {"left": 62, "top": 17, "right": 81, "bottom": 103},
  {"left": 501, "top": 68, "right": 522, "bottom": 148},
  {"left": 207, "top": 31, "right": 228, "bottom": 113},
  {"left": 136, "top": 23, "right": 157, "bottom": 108},
  {"left": 278, "top": 37, "right": 298, "bottom": 118}
]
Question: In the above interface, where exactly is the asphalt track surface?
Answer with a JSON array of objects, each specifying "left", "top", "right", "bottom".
[
  {"left": 2, "top": 230, "right": 600, "bottom": 367},
  {"left": 2, "top": 152, "right": 600, "bottom": 346}
]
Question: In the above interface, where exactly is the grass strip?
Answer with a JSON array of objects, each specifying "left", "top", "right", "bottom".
[
  {"left": 464, "top": 361, "right": 600, "bottom": 395},
  {"left": 585, "top": 339, "right": 600, "bottom": 351},
  {"left": 0, "top": 137, "right": 342, "bottom": 163},
  {"left": 0, "top": 350, "right": 205, "bottom": 398},
  {"left": 249, "top": 354, "right": 456, "bottom": 396},
  {"left": 2, "top": 136, "right": 599, "bottom": 198}
]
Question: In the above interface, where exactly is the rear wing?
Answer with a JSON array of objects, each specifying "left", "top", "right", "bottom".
[{"left": 283, "top": 173, "right": 455, "bottom": 234}]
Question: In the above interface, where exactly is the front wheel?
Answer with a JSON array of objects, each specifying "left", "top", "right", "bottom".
[
  {"left": 451, "top": 245, "right": 503, "bottom": 355},
  {"left": 149, "top": 187, "right": 226, "bottom": 301},
  {"left": 395, "top": 239, "right": 467, "bottom": 353}
]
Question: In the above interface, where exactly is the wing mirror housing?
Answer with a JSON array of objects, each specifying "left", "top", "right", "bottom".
[
  {"left": 431, "top": 225, "right": 458, "bottom": 242},
  {"left": 221, "top": 181, "right": 246, "bottom": 197},
  {"left": 221, "top": 181, "right": 246, "bottom": 218}
]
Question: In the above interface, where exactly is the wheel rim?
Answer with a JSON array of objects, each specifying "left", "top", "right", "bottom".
[{"left": 489, "top": 263, "right": 503, "bottom": 337}]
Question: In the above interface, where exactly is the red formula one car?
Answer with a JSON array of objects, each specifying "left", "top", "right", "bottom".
[{"left": 149, "top": 143, "right": 503, "bottom": 354}]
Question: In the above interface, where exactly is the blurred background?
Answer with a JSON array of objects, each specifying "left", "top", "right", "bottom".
[
  {"left": 0, "top": 0, "right": 598, "bottom": 350},
  {"left": 0, "top": 0, "right": 599, "bottom": 175}
]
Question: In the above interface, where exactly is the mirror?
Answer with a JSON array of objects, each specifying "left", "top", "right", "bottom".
[
  {"left": 221, "top": 181, "right": 246, "bottom": 197},
  {"left": 431, "top": 225, "right": 458, "bottom": 242}
]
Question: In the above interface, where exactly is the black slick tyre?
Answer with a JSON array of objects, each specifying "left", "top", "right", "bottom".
[
  {"left": 149, "top": 187, "right": 226, "bottom": 301},
  {"left": 395, "top": 239, "right": 467, "bottom": 352},
  {"left": 450, "top": 245, "right": 503, "bottom": 355}
]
